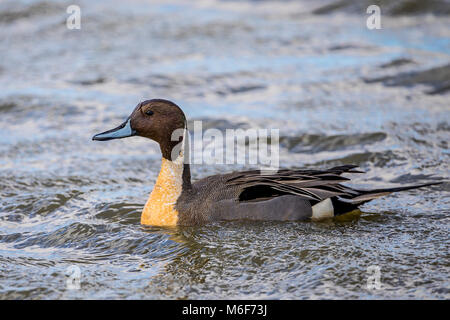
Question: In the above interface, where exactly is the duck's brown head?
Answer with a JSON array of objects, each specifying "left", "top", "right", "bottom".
[{"left": 92, "top": 99, "right": 187, "bottom": 160}]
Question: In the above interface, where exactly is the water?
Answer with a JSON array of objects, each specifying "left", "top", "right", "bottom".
[{"left": 0, "top": 0, "right": 449, "bottom": 299}]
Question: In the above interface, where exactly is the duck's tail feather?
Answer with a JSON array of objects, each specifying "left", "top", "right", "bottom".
[{"left": 332, "top": 181, "right": 443, "bottom": 215}]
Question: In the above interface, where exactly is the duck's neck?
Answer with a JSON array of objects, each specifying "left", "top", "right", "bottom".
[{"left": 141, "top": 130, "right": 191, "bottom": 226}]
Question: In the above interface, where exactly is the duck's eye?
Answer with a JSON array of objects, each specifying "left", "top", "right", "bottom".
[{"left": 145, "top": 110, "right": 154, "bottom": 116}]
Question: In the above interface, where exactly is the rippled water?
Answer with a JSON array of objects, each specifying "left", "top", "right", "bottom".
[{"left": 0, "top": 0, "right": 449, "bottom": 299}]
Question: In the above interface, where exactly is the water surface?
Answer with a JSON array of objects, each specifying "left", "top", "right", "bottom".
[{"left": 0, "top": 0, "right": 449, "bottom": 299}]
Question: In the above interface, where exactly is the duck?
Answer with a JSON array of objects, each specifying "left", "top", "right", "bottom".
[{"left": 92, "top": 99, "right": 441, "bottom": 227}]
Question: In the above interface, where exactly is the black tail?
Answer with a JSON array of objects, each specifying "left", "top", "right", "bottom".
[{"left": 332, "top": 182, "right": 443, "bottom": 215}]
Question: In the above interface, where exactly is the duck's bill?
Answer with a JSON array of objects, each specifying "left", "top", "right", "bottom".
[{"left": 92, "top": 118, "right": 136, "bottom": 141}]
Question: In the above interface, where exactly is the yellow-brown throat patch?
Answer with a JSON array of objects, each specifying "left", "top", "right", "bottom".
[
  {"left": 141, "top": 156, "right": 184, "bottom": 226},
  {"left": 141, "top": 128, "right": 187, "bottom": 227}
]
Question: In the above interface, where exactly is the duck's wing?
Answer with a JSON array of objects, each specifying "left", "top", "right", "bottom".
[
  {"left": 226, "top": 164, "right": 364, "bottom": 203},
  {"left": 226, "top": 164, "right": 441, "bottom": 209}
]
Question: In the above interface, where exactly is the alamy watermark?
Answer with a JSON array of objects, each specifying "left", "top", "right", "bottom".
[
  {"left": 366, "top": 5, "right": 381, "bottom": 30},
  {"left": 170, "top": 121, "right": 280, "bottom": 173},
  {"left": 66, "top": 5, "right": 81, "bottom": 30},
  {"left": 65, "top": 265, "right": 81, "bottom": 290},
  {"left": 366, "top": 265, "right": 382, "bottom": 290}
]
